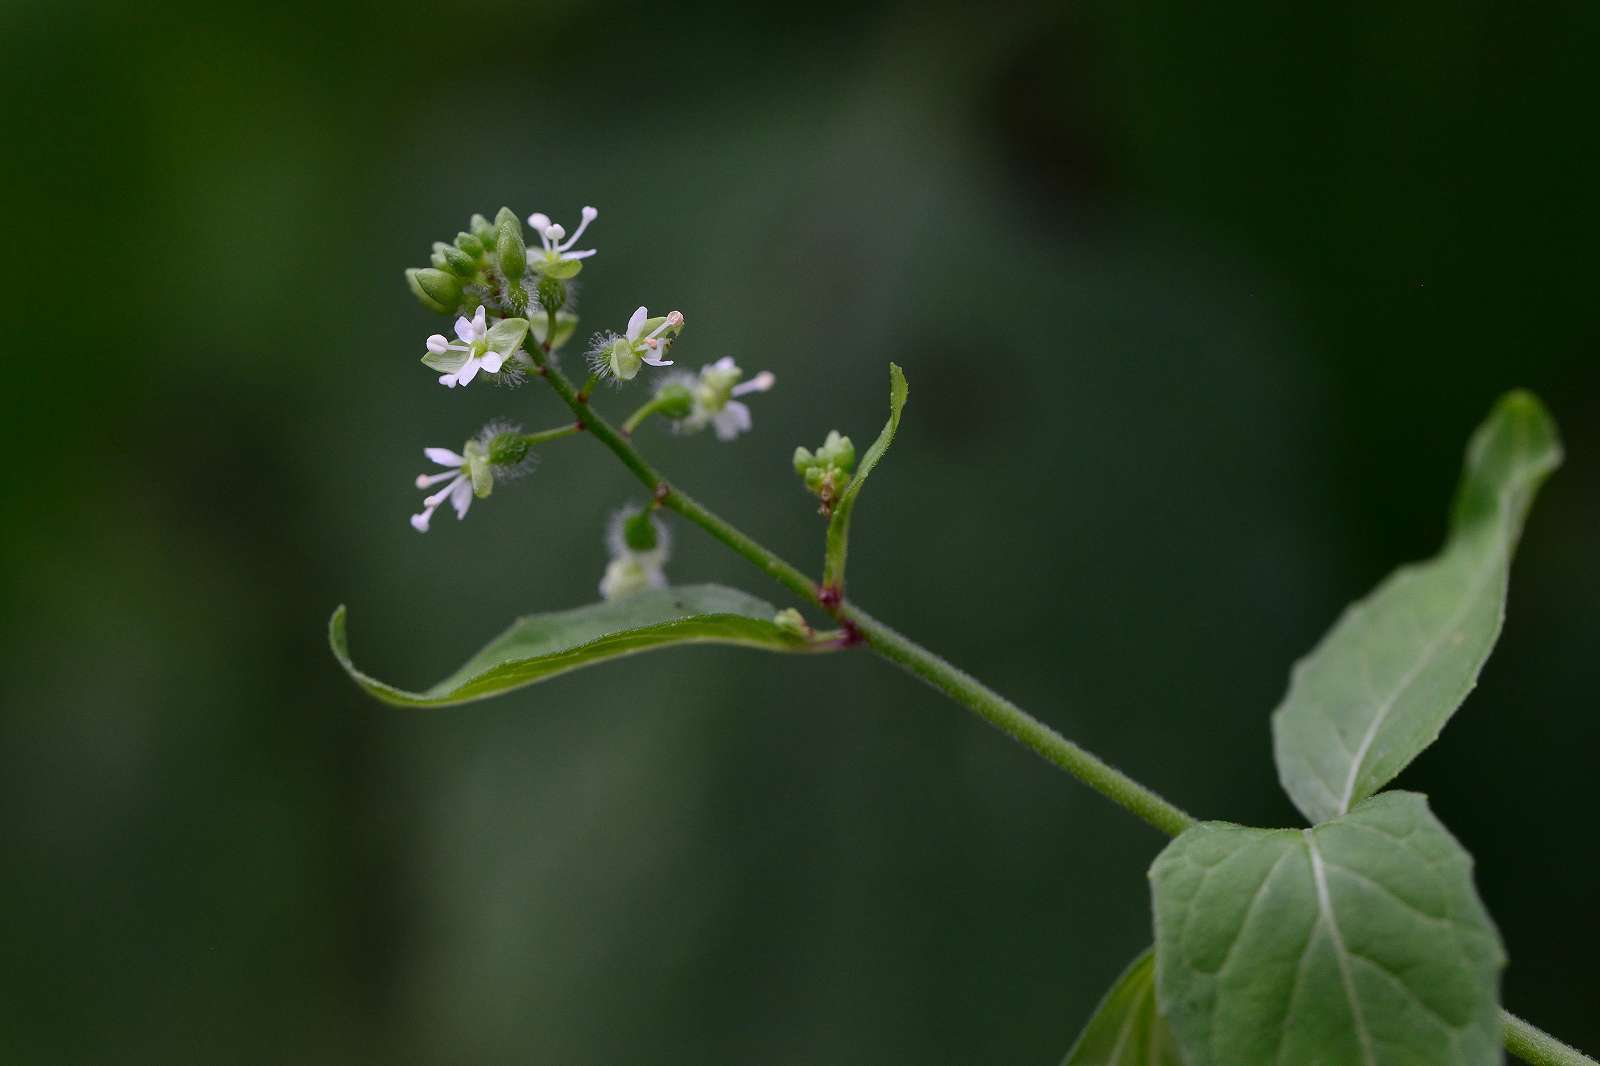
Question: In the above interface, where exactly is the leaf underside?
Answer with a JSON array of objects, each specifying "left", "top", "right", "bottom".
[
  {"left": 1150, "top": 792, "right": 1505, "bottom": 1066},
  {"left": 1061, "top": 948, "right": 1183, "bottom": 1066},
  {"left": 330, "top": 584, "right": 831, "bottom": 708},
  {"left": 1271, "top": 391, "right": 1561, "bottom": 824},
  {"left": 823, "top": 362, "right": 908, "bottom": 589}
]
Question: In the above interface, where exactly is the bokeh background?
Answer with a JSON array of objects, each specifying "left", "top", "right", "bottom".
[{"left": 3, "top": 2, "right": 1597, "bottom": 1062}]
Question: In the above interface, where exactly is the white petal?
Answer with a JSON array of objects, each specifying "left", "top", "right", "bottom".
[
  {"left": 449, "top": 477, "right": 473, "bottom": 519},
  {"left": 472, "top": 305, "right": 487, "bottom": 336},
  {"left": 424, "top": 447, "right": 465, "bottom": 467},
  {"left": 641, "top": 351, "right": 674, "bottom": 367},
  {"left": 426, "top": 334, "right": 449, "bottom": 354},
  {"left": 454, "top": 315, "right": 475, "bottom": 342},
  {"left": 626, "top": 305, "right": 648, "bottom": 340},
  {"left": 481, "top": 350, "right": 504, "bottom": 374},
  {"left": 457, "top": 354, "right": 482, "bottom": 385},
  {"left": 714, "top": 401, "right": 752, "bottom": 441}
]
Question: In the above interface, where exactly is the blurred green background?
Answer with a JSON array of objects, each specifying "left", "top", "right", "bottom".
[{"left": 3, "top": 1, "right": 1597, "bottom": 1062}]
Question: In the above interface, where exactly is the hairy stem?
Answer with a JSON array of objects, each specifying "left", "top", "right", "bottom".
[
  {"left": 523, "top": 336, "right": 1594, "bottom": 1063},
  {"left": 1505, "top": 1011, "right": 1598, "bottom": 1066}
]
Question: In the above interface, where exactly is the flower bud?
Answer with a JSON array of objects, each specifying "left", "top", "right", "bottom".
[
  {"left": 405, "top": 267, "right": 462, "bottom": 314},
  {"left": 470, "top": 213, "right": 497, "bottom": 246},
  {"left": 622, "top": 509, "right": 659, "bottom": 552},
  {"left": 773, "top": 608, "right": 811, "bottom": 637},
  {"left": 793, "top": 431, "right": 856, "bottom": 514},
  {"left": 440, "top": 243, "right": 477, "bottom": 278},
  {"left": 454, "top": 231, "right": 484, "bottom": 257},
  {"left": 494, "top": 206, "right": 520, "bottom": 231},
  {"left": 497, "top": 219, "right": 527, "bottom": 282}
]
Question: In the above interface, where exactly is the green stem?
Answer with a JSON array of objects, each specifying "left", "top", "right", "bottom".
[
  {"left": 522, "top": 337, "right": 1595, "bottom": 1065},
  {"left": 839, "top": 603, "right": 1196, "bottom": 836},
  {"left": 621, "top": 396, "right": 674, "bottom": 435},
  {"left": 521, "top": 424, "right": 582, "bottom": 447},
  {"left": 1505, "top": 1010, "right": 1598, "bottom": 1066}
]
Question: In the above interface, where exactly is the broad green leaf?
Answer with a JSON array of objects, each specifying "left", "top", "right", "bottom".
[
  {"left": 330, "top": 584, "right": 835, "bottom": 708},
  {"left": 822, "top": 362, "right": 908, "bottom": 591},
  {"left": 1150, "top": 792, "right": 1504, "bottom": 1066},
  {"left": 1271, "top": 391, "right": 1560, "bottom": 824},
  {"left": 1061, "top": 948, "right": 1183, "bottom": 1066}
]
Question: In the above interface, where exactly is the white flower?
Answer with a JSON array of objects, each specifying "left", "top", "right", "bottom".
[
  {"left": 409, "top": 447, "right": 475, "bottom": 532},
  {"left": 598, "top": 507, "right": 670, "bottom": 600},
  {"left": 526, "top": 205, "right": 598, "bottom": 278},
  {"left": 680, "top": 357, "right": 775, "bottom": 441},
  {"left": 590, "top": 306, "right": 685, "bottom": 381},
  {"left": 421, "top": 305, "right": 529, "bottom": 388}
]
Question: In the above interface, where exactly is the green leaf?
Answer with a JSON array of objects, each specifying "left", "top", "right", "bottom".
[
  {"left": 1271, "top": 391, "right": 1560, "bottom": 824},
  {"left": 1061, "top": 948, "right": 1183, "bottom": 1066},
  {"left": 1150, "top": 792, "right": 1504, "bottom": 1066},
  {"left": 822, "top": 362, "right": 908, "bottom": 591},
  {"left": 330, "top": 584, "right": 835, "bottom": 708}
]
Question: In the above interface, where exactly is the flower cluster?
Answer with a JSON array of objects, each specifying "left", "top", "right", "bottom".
[
  {"left": 400, "top": 201, "right": 787, "bottom": 596},
  {"left": 793, "top": 431, "right": 856, "bottom": 515}
]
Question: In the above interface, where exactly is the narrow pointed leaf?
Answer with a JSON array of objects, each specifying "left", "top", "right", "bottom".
[
  {"left": 823, "top": 362, "right": 908, "bottom": 591},
  {"left": 330, "top": 584, "right": 834, "bottom": 708},
  {"left": 1061, "top": 948, "right": 1183, "bottom": 1066},
  {"left": 1150, "top": 792, "right": 1505, "bottom": 1066},
  {"left": 1271, "top": 391, "right": 1560, "bottom": 823}
]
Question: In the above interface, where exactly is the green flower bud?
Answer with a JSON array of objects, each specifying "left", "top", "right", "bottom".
[
  {"left": 497, "top": 219, "right": 527, "bottom": 282},
  {"left": 455, "top": 231, "right": 484, "bottom": 257},
  {"left": 655, "top": 382, "right": 694, "bottom": 420},
  {"left": 622, "top": 509, "right": 659, "bottom": 552},
  {"left": 793, "top": 431, "right": 856, "bottom": 514},
  {"left": 405, "top": 267, "right": 461, "bottom": 314},
  {"left": 440, "top": 243, "right": 477, "bottom": 278},
  {"left": 494, "top": 206, "right": 520, "bottom": 231},
  {"left": 536, "top": 274, "right": 567, "bottom": 314},
  {"left": 793, "top": 446, "right": 816, "bottom": 477},
  {"left": 470, "top": 213, "right": 497, "bottom": 246},
  {"left": 773, "top": 608, "right": 811, "bottom": 637},
  {"left": 429, "top": 243, "right": 450, "bottom": 270}
]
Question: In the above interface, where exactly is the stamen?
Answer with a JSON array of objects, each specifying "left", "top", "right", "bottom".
[
  {"left": 733, "top": 371, "right": 776, "bottom": 396},
  {"left": 416, "top": 471, "right": 457, "bottom": 488},
  {"left": 410, "top": 506, "right": 435, "bottom": 532},
  {"left": 543, "top": 224, "right": 566, "bottom": 245},
  {"left": 426, "top": 334, "right": 449, "bottom": 354},
  {"left": 558, "top": 206, "right": 597, "bottom": 250}
]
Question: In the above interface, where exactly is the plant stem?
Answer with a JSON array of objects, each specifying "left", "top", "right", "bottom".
[
  {"left": 523, "top": 338, "right": 1191, "bottom": 835},
  {"left": 621, "top": 396, "right": 673, "bottom": 435},
  {"left": 838, "top": 603, "right": 1196, "bottom": 836},
  {"left": 1505, "top": 1010, "right": 1598, "bottom": 1066},
  {"left": 523, "top": 338, "right": 1595, "bottom": 1064},
  {"left": 521, "top": 424, "right": 582, "bottom": 447}
]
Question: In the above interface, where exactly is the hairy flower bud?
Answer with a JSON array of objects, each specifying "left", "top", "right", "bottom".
[
  {"left": 497, "top": 219, "right": 527, "bottom": 282},
  {"left": 406, "top": 267, "right": 462, "bottom": 314}
]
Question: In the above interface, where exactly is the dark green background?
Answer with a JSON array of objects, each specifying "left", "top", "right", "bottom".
[{"left": 3, "top": 2, "right": 1596, "bottom": 1062}]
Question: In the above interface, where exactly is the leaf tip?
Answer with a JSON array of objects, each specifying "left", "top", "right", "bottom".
[{"left": 328, "top": 604, "right": 351, "bottom": 662}]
